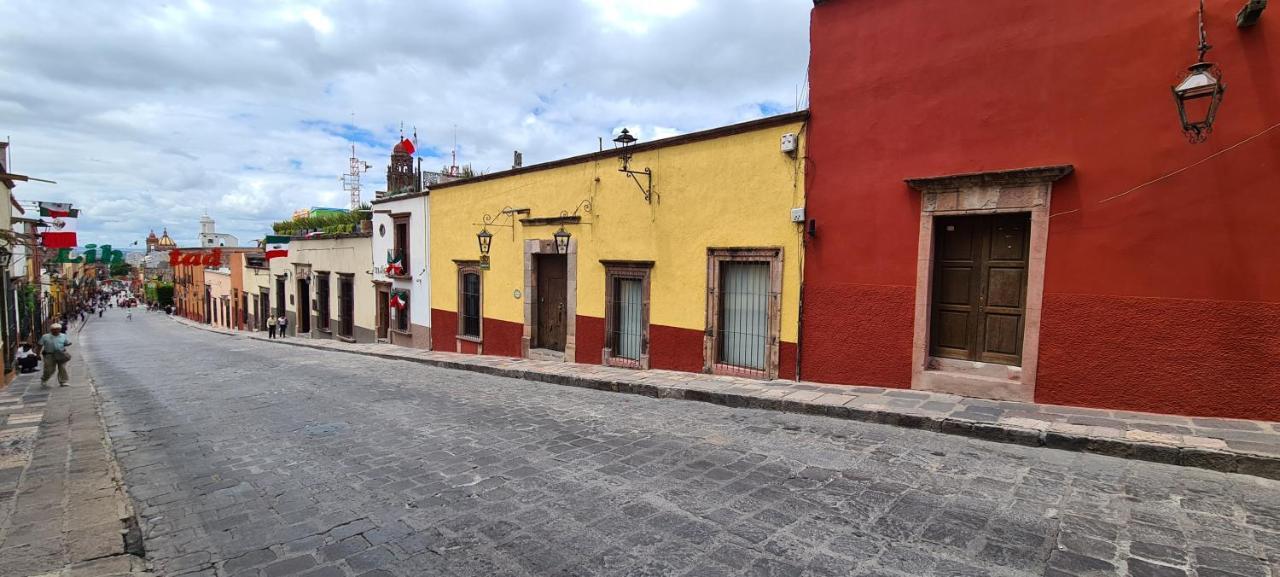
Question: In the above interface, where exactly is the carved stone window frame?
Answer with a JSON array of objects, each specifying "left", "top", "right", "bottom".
[
  {"left": 703, "top": 247, "right": 784, "bottom": 380},
  {"left": 906, "top": 165, "right": 1073, "bottom": 402},
  {"left": 601, "top": 260, "right": 654, "bottom": 370}
]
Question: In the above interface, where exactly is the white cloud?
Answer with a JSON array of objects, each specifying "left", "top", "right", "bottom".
[{"left": 0, "top": 0, "right": 810, "bottom": 248}]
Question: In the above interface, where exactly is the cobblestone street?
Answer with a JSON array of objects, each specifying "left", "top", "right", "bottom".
[{"left": 87, "top": 313, "right": 1280, "bottom": 577}]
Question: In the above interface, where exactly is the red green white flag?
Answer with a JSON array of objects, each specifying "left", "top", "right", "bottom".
[
  {"left": 265, "top": 235, "right": 290, "bottom": 260},
  {"left": 39, "top": 202, "right": 79, "bottom": 248}
]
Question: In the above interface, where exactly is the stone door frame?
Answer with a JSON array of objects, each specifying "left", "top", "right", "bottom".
[
  {"left": 523, "top": 238, "right": 577, "bottom": 362},
  {"left": 905, "top": 165, "right": 1073, "bottom": 402}
]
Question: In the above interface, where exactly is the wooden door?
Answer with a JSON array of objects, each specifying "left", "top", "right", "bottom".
[
  {"left": 930, "top": 213, "right": 1030, "bottom": 365},
  {"left": 536, "top": 254, "right": 567, "bottom": 351},
  {"left": 296, "top": 279, "right": 311, "bottom": 334},
  {"left": 376, "top": 289, "right": 389, "bottom": 340}
]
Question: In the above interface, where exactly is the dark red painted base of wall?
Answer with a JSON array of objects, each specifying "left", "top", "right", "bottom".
[
  {"left": 799, "top": 283, "right": 914, "bottom": 388},
  {"left": 578, "top": 315, "right": 797, "bottom": 379},
  {"left": 649, "top": 324, "right": 705, "bottom": 374},
  {"left": 430, "top": 309, "right": 522, "bottom": 358},
  {"left": 1037, "top": 295, "right": 1280, "bottom": 421},
  {"left": 576, "top": 315, "right": 604, "bottom": 365}
]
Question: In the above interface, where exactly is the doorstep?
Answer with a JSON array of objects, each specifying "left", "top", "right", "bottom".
[{"left": 172, "top": 316, "right": 1280, "bottom": 480}]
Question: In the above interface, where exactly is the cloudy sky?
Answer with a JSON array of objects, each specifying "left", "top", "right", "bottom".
[{"left": 0, "top": 0, "right": 811, "bottom": 248}]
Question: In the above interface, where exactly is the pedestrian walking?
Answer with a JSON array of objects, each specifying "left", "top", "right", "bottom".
[
  {"left": 98, "top": 309, "right": 103, "bottom": 318},
  {"left": 277, "top": 315, "right": 287, "bottom": 338},
  {"left": 37, "top": 323, "right": 72, "bottom": 388}
]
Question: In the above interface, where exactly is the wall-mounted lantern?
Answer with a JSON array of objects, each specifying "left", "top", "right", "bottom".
[
  {"left": 552, "top": 226, "right": 571, "bottom": 255},
  {"left": 613, "top": 128, "right": 654, "bottom": 203},
  {"left": 1173, "top": 0, "right": 1227, "bottom": 143},
  {"left": 477, "top": 227, "right": 493, "bottom": 256}
]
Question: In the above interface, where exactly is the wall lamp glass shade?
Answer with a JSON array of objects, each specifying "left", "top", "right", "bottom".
[
  {"left": 1172, "top": 62, "right": 1225, "bottom": 143},
  {"left": 477, "top": 228, "right": 493, "bottom": 256},
  {"left": 552, "top": 226, "right": 571, "bottom": 255}
]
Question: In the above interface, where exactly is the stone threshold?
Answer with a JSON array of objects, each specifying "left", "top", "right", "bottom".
[{"left": 173, "top": 317, "right": 1280, "bottom": 481}]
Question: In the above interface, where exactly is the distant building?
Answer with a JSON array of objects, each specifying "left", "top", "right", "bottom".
[{"left": 198, "top": 214, "right": 239, "bottom": 248}]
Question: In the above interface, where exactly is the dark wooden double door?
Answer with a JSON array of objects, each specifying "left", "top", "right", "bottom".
[
  {"left": 930, "top": 213, "right": 1030, "bottom": 366},
  {"left": 536, "top": 254, "right": 567, "bottom": 352}
]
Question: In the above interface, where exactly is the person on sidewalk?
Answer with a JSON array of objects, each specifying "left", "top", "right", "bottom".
[
  {"left": 268, "top": 317, "right": 277, "bottom": 338},
  {"left": 277, "top": 315, "right": 288, "bottom": 338},
  {"left": 37, "top": 323, "right": 72, "bottom": 388},
  {"left": 15, "top": 344, "right": 38, "bottom": 374}
]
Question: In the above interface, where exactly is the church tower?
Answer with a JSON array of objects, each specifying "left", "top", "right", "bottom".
[
  {"left": 146, "top": 229, "right": 159, "bottom": 253},
  {"left": 385, "top": 141, "right": 417, "bottom": 195}
]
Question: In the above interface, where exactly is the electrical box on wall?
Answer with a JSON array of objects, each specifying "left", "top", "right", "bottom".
[
  {"left": 790, "top": 207, "right": 806, "bottom": 223},
  {"left": 780, "top": 132, "right": 798, "bottom": 155}
]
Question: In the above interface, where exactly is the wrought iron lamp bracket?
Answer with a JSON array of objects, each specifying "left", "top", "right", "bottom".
[{"left": 619, "top": 166, "right": 653, "bottom": 203}]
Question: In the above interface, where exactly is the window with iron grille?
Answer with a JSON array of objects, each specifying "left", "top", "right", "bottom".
[
  {"left": 315, "top": 272, "right": 330, "bottom": 330},
  {"left": 393, "top": 215, "right": 410, "bottom": 276},
  {"left": 458, "top": 264, "right": 482, "bottom": 339},
  {"left": 602, "top": 261, "right": 652, "bottom": 369},
  {"left": 395, "top": 292, "right": 410, "bottom": 332},
  {"left": 705, "top": 248, "right": 782, "bottom": 379},
  {"left": 338, "top": 274, "right": 354, "bottom": 338}
]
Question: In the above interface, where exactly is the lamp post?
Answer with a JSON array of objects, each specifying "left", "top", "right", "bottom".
[
  {"left": 552, "top": 226, "right": 571, "bottom": 255},
  {"left": 1172, "top": 0, "right": 1226, "bottom": 143}
]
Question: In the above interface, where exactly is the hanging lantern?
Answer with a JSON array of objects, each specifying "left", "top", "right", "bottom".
[
  {"left": 1172, "top": 0, "right": 1226, "bottom": 143},
  {"left": 477, "top": 227, "right": 493, "bottom": 256},
  {"left": 1173, "top": 62, "right": 1225, "bottom": 143},
  {"left": 553, "top": 226, "right": 571, "bottom": 255}
]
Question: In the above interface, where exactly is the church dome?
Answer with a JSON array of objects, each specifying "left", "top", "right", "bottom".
[
  {"left": 158, "top": 228, "right": 177, "bottom": 247},
  {"left": 146, "top": 229, "right": 158, "bottom": 242}
]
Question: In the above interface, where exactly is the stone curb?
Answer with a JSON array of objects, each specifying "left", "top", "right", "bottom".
[{"left": 173, "top": 318, "right": 1280, "bottom": 481}]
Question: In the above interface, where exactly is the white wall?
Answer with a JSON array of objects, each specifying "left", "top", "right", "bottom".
[{"left": 371, "top": 194, "right": 429, "bottom": 331}]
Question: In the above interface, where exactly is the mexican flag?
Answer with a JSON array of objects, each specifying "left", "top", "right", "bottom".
[
  {"left": 39, "top": 202, "right": 79, "bottom": 248},
  {"left": 265, "top": 235, "right": 290, "bottom": 260}
]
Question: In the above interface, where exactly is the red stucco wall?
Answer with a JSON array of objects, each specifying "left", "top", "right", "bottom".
[
  {"left": 429, "top": 309, "right": 522, "bottom": 358},
  {"left": 804, "top": 0, "right": 1280, "bottom": 419}
]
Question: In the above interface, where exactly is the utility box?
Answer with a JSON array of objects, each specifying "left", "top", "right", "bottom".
[
  {"left": 780, "top": 132, "right": 798, "bottom": 155},
  {"left": 790, "top": 207, "right": 806, "bottom": 223}
]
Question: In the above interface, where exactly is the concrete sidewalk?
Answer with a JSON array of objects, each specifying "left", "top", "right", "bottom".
[
  {"left": 0, "top": 331, "right": 147, "bottom": 577},
  {"left": 174, "top": 316, "right": 1280, "bottom": 481}
]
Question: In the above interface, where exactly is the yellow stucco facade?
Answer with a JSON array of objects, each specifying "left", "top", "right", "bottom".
[{"left": 430, "top": 112, "right": 807, "bottom": 379}]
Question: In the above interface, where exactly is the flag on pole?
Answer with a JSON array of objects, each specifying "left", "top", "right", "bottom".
[
  {"left": 38, "top": 202, "right": 79, "bottom": 218},
  {"left": 265, "top": 235, "right": 290, "bottom": 260},
  {"left": 398, "top": 138, "right": 416, "bottom": 156},
  {"left": 38, "top": 202, "right": 79, "bottom": 248}
]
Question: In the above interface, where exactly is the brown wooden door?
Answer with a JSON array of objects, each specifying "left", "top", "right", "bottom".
[
  {"left": 536, "top": 254, "right": 567, "bottom": 351},
  {"left": 376, "top": 289, "right": 389, "bottom": 340},
  {"left": 930, "top": 213, "right": 1030, "bottom": 365}
]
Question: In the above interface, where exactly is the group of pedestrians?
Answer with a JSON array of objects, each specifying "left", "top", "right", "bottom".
[
  {"left": 12, "top": 322, "right": 75, "bottom": 388},
  {"left": 267, "top": 315, "right": 289, "bottom": 339}
]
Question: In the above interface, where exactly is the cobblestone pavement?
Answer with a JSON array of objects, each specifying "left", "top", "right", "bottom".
[
  {"left": 0, "top": 321, "right": 146, "bottom": 577},
  {"left": 174, "top": 317, "right": 1280, "bottom": 480},
  {"left": 92, "top": 314, "right": 1280, "bottom": 577}
]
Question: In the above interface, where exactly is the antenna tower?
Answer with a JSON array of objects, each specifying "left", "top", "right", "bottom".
[{"left": 341, "top": 144, "right": 371, "bottom": 209}]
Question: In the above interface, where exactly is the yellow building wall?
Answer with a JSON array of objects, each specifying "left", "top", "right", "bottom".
[{"left": 430, "top": 119, "right": 806, "bottom": 347}]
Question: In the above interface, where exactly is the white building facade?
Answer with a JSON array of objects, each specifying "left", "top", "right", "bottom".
[{"left": 370, "top": 189, "right": 429, "bottom": 349}]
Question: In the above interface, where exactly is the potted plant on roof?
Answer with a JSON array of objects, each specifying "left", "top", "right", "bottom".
[{"left": 357, "top": 202, "right": 373, "bottom": 234}]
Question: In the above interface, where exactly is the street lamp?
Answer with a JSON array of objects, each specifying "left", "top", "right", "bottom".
[
  {"left": 477, "top": 227, "right": 493, "bottom": 256},
  {"left": 613, "top": 128, "right": 653, "bottom": 203},
  {"left": 552, "top": 226, "right": 571, "bottom": 255},
  {"left": 1172, "top": 0, "right": 1226, "bottom": 143}
]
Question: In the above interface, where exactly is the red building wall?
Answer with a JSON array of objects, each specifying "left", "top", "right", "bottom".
[{"left": 804, "top": 0, "right": 1280, "bottom": 419}]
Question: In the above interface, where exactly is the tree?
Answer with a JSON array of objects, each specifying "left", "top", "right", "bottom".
[{"left": 110, "top": 261, "right": 134, "bottom": 277}]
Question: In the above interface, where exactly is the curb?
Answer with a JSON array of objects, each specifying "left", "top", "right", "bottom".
[{"left": 172, "top": 317, "right": 1280, "bottom": 481}]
